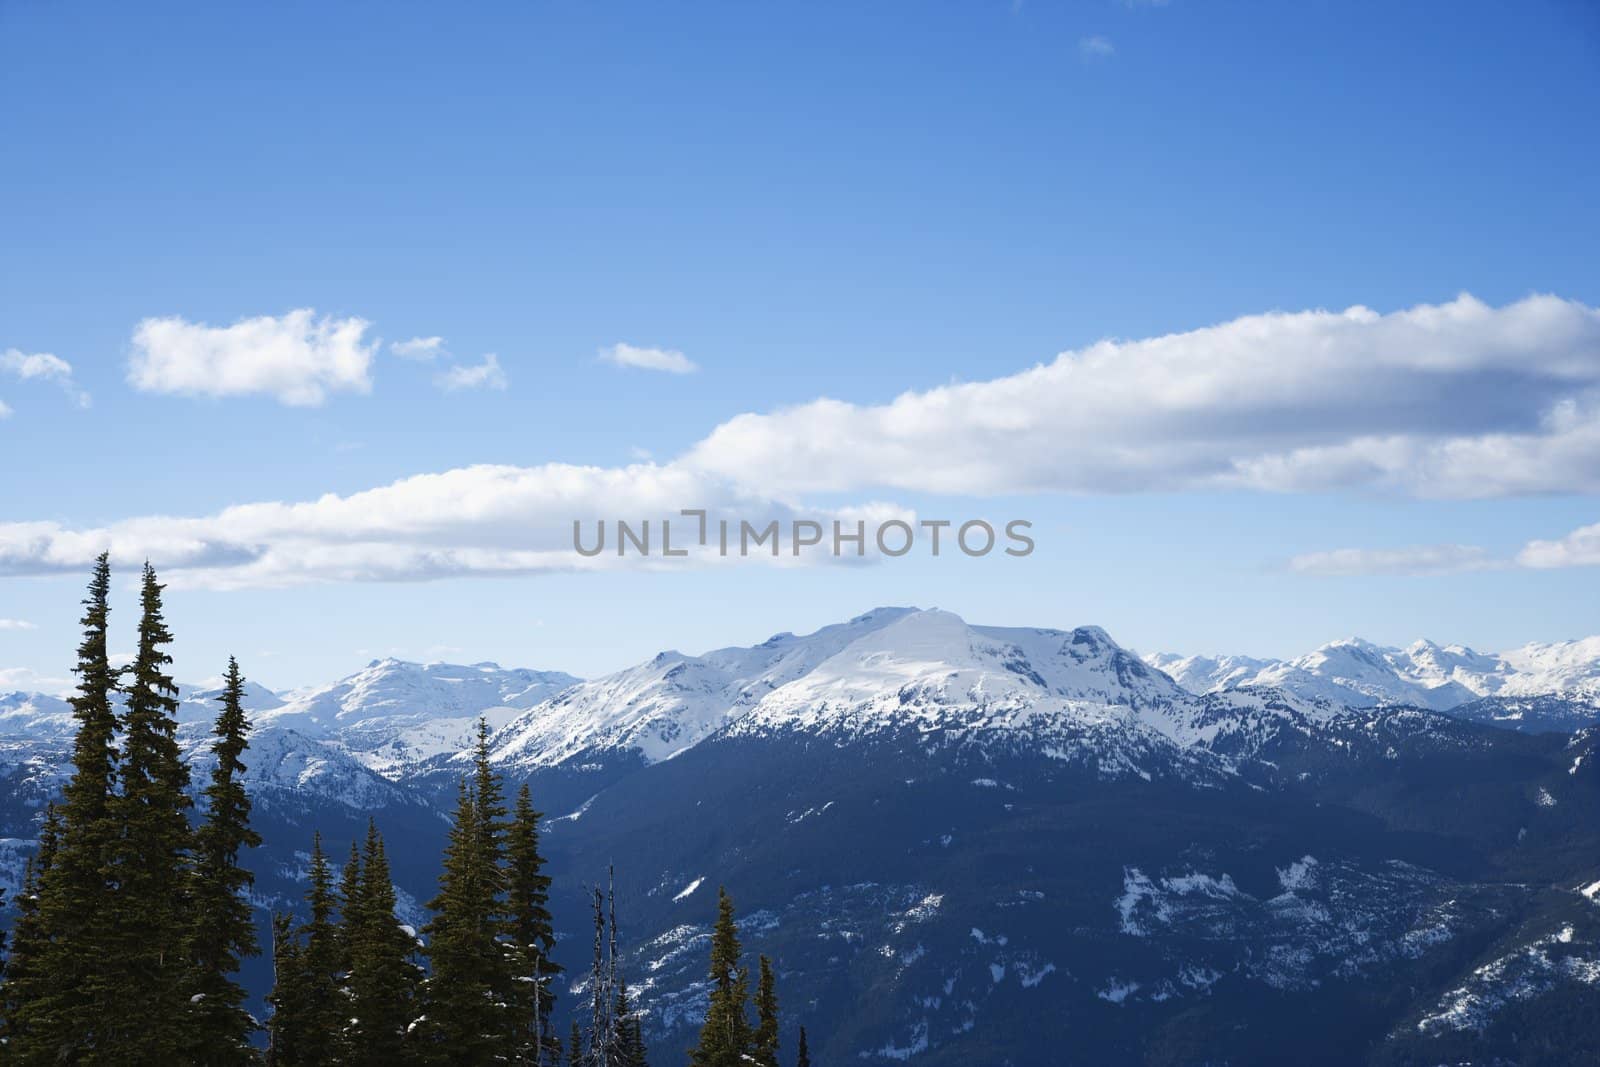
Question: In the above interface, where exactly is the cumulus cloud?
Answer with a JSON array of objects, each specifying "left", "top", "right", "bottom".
[
  {"left": 437, "top": 354, "right": 509, "bottom": 392},
  {"left": 1288, "top": 544, "right": 1501, "bottom": 577},
  {"left": 684, "top": 294, "right": 1600, "bottom": 499},
  {"left": 128, "top": 309, "right": 376, "bottom": 406},
  {"left": 599, "top": 343, "right": 699, "bottom": 375},
  {"left": 0, "top": 463, "right": 915, "bottom": 589},
  {"left": 9, "top": 292, "right": 1600, "bottom": 589},
  {"left": 1080, "top": 35, "right": 1116, "bottom": 58},
  {"left": 1293, "top": 515, "right": 1600, "bottom": 576},
  {"left": 1518, "top": 521, "right": 1600, "bottom": 569},
  {"left": 392, "top": 336, "right": 446, "bottom": 360},
  {"left": 2, "top": 348, "right": 91, "bottom": 409},
  {"left": 0, "top": 618, "right": 37, "bottom": 631}
]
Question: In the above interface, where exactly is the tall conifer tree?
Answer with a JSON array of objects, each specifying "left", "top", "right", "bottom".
[
  {"left": 183, "top": 657, "right": 264, "bottom": 1063},
  {"left": 267, "top": 834, "right": 346, "bottom": 1064},
  {"left": 106, "top": 562, "right": 195, "bottom": 1058},
  {"left": 266, "top": 912, "right": 308, "bottom": 1066},
  {"left": 345, "top": 820, "right": 422, "bottom": 1064},
  {"left": 420, "top": 777, "right": 503, "bottom": 1062},
  {"left": 689, "top": 887, "right": 753, "bottom": 1067},
  {"left": 796, "top": 1026, "right": 811, "bottom": 1067},
  {"left": 7, "top": 556, "right": 121, "bottom": 1058},
  {"left": 506, "top": 783, "right": 560, "bottom": 1064},
  {"left": 568, "top": 1021, "right": 584, "bottom": 1067},
  {"left": 1, "top": 805, "right": 61, "bottom": 1050},
  {"left": 613, "top": 978, "right": 649, "bottom": 1067},
  {"left": 753, "top": 955, "right": 779, "bottom": 1067}
]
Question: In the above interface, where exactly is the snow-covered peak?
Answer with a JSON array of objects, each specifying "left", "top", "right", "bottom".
[
  {"left": 180, "top": 723, "right": 423, "bottom": 810},
  {"left": 1499, "top": 636, "right": 1600, "bottom": 700},
  {"left": 1144, "top": 632, "right": 1600, "bottom": 710},
  {"left": 260, "top": 658, "right": 580, "bottom": 736},
  {"left": 490, "top": 607, "right": 1192, "bottom": 770},
  {"left": 177, "top": 679, "right": 287, "bottom": 725},
  {"left": 1144, "top": 653, "right": 1275, "bottom": 695},
  {"left": 0, "top": 691, "right": 76, "bottom": 737}
]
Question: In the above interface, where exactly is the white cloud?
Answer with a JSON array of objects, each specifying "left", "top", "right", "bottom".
[
  {"left": 128, "top": 309, "right": 376, "bottom": 406},
  {"left": 1518, "top": 521, "right": 1600, "bottom": 569},
  {"left": 392, "top": 336, "right": 446, "bottom": 360},
  {"left": 8, "top": 292, "right": 1600, "bottom": 590},
  {"left": 0, "top": 463, "right": 914, "bottom": 589},
  {"left": 1288, "top": 544, "right": 1501, "bottom": 577},
  {"left": 437, "top": 354, "right": 509, "bottom": 392},
  {"left": 0, "top": 618, "right": 37, "bottom": 631},
  {"left": 0, "top": 399, "right": 11, "bottom": 419},
  {"left": 1080, "top": 35, "right": 1116, "bottom": 58},
  {"left": 1293, "top": 515, "right": 1600, "bottom": 576},
  {"left": 2, "top": 348, "right": 91, "bottom": 409},
  {"left": 684, "top": 294, "right": 1600, "bottom": 499},
  {"left": 599, "top": 343, "right": 699, "bottom": 375}
]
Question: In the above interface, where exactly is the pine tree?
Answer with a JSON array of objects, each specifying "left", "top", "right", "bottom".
[
  {"left": 419, "top": 777, "right": 504, "bottom": 1062},
  {"left": 7, "top": 556, "right": 121, "bottom": 1058},
  {"left": 104, "top": 562, "right": 195, "bottom": 1059},
  {"left": 753, "top": 955, "right": 779, "bottom": 1067},
  {"left": 613, "top": 978, "right": 649, "bottom": 1067},
  {"left": 339, "top": 840, "right": 363, "bottom": 978},
  {"left": 269, "top": 834, "right": 346, "bottom": 1065},
  {"left": 266, "top": 912, "right": 306, "bottom": 1066},
  {"left": 304, "top": 833, "right": 346, "bottom": 1055},
  {"left": 796, "top": 1026, "right": 810, "bottom": 1067},
  {"left": 345, "top": 819, "right": 422, "bottom": 1065},
  {"left": 689, "top": 887, "right": 753, "bottom": 1067},
  {"left": 568, "top": 1020, "right": 584, "bottom": 1067},
  {"left": 506, "top": 783, "right": 560, "bottom": 1064},
  {"left": 182, "top": 656, "right": 264, "bottom": 1064},
  {"left": 1, "top": 804, "right": 61, "bottom": 1046}
]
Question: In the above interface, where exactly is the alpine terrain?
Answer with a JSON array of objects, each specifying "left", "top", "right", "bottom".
[{"left": 3, "top": 608, "right": 1598, "bottom": 1064}]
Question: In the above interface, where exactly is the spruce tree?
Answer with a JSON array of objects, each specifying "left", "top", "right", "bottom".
[
  {"left": 339, "top": 840, "right": 362, "bottom": 978},
  {"left": 689, "top": 887, "right": 753, "bottom": 1067},
  {"left": 105, "top": 562, "right": 195, "bottom": 1059},
  {"left": 7, "top": 556, "right": 121, "bottom": 1058},
  {"left": 345, "top": 819, "right": 422, "bottom": 1064},
  {"left": 1, "top": 804, "right": 61, "bottom": 1047},
  {"left": 753, "top": 955, "right": 779, "bottom": 1067},
  {"left": 506, "top": 783, "right": 560, "bottom": 1064},
  {"left": 268, "top": 834, "right": 346, "bottom": 1065},
  {"left": 568, "top": 1020, "right": 584, "bottom": 1067},
  {"left": 614, "top": 978, "right": 649, "bottom": 1067},
  {"left": 796, "top": 1026, "right": 810, "bottom": 1067},
  {"left": 304, "top": 833, "right": 346, "bottom": 1055},
  {"left": 266, "top": 912, "right": 307, "bottom": 1066},
  {"left": 419, "top": 777, "right": 504, "bottom": 1063},
  {"left": 182, "top": 656, "right": 264, "bottom": 1064}
]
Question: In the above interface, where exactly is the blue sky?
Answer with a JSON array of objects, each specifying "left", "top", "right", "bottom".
[{"left": 3, "top": 0, "right": 1599, "bottom": 691}]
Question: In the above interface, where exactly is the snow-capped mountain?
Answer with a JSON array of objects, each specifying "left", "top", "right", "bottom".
[
  {"left": 255, "top": 658, "right": 580, "bottom": 775},
  {"left": 0, "top": 690, "right": 75, "bottom": 736},
  {"left": 1145, "top": 634, "right": 1600, "bottom": 713},
  {"left": 1, "top": 609, "right": 1598, "bottom": 1062},
  {"left": 0, "top": 680, "right": 289, "bottom": 738},
  {"left": 484, "top": 607, "right": 1334, "bottom": 777}
]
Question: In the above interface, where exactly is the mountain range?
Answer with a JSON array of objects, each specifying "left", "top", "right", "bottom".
[{"left": 2, "top": 607, "right": 1598, "bottom": 1064}]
